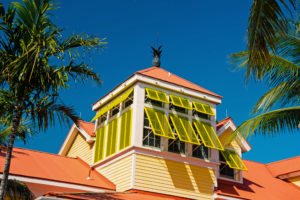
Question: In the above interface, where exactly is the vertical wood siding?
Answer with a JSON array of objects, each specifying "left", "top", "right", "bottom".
[
  {"left": 66, "top": 132, "right": 93, "bottom": 164},
  {"left": 98, "top": 155, "right": 133, "bottom": 191},
  {"left": 134, "top": 154, "right": 215, "bottom": 200}
]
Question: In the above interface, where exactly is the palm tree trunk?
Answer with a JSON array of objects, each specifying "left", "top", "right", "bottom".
[{"left": 0, "top": 104, "right": 23, "bottom": 200}]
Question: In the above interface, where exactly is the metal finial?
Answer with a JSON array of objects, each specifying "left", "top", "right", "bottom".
[{"left": 151, "top": 46, "right": 162, "bottom": 67}]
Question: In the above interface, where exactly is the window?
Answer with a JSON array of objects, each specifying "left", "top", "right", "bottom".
[
  {"left": 169, "top": 114, "right": 200, "bottom": 145},
  {"left": 110, "top": 105, "right": 119, "bottom": 118},
  {"left": 193, "top": 120, "right": 224, "bottom": 150},
  {"left": 145, "top": 93, "right": 163, "bottom": 107},
  {"left": 123, "top": 92, "right": 133, "bottom": 109},
  {"left": 144, "top": 107, "right": 175, "bottom": 139},
  {"left": 168, "top": 137, "right": 185, "bottom": 154},
  {"left": 193, "top": 110, "right": 210, "bottom": 120},
  {"left": 91, "top": 88, "right": 134, "bottom": 122},
  {"left": 220, "top": 149, "right": 247, "bottom": 171},
  {"left": 143, "top": 113, "right": 161, "bottom": 148},
  {"left": 192, "top": 101, "right": 215, "bottom": 116},
  {"left": 192, "top": 144, "right": 208, "bottom": 159},
  {"left": 169, "top": 95, "right": 193, "bottom": 110},
  {"left": 97, "top": 113, "right": 107, "bottom": 126},
  {"left": 170, "top": 103, "right": 187, "bottom": 114},
  {"left": 145, "top": 88, "right": 169, "bottom": 103},
  {"left": 219, "top": 151, "right": 234, "bottom": 179}
]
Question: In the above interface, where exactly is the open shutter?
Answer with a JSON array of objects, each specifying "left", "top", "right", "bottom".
[
  {"left": 193, "top": 120, "right": 224, "bottom": 150},
  {"left": 170, "top": 95, "right": 192, "bottom": 110},
  {"left": 169, "top": 114, "right": 200, "bottom": 145},
  {"left": 145, "top": 88, "right": 169, "bottom": 103},
  {"left": 144, "top": 107, "right": 175, "bottom": 139}
]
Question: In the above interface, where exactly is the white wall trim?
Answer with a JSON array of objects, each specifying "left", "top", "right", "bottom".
[
  {"left": 213, "top": 194, "right": 245, "bottom": 200},
  {"left": 1, "top": 174, "right": 111, "bottom": 193},
  {"left": 92, "top": 72, "right": 222, "bottom": 111},
  {"left": 36, "top": 197, "right": 65, "bottom": 200},
  {"left": 94, "top": 146, "right": 220, "bottom": 172},
  {"left": 217, "top": 120, "right": 251, "bottom": 153},
  {"left": 131, "top": 153, "right": 136, "bottom": 189},
  {"left": 58, "top": 124, "right": 77, "bottom": 155}
]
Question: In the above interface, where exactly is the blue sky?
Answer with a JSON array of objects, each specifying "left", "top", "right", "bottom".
[{"left": 12, "top": 0, "right": 299, "bottom": 163}]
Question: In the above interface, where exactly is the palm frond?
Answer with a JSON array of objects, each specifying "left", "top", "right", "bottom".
[
  {"left": 230, "top": 51, "right": 299, "bottom": 86},
  {"left": 229, "top": 107, "right": 300, "bottom": 143},
  {"left": 252, "top": 81, "right": 300, "bottom": 114},
  {"left": 4, "top": 179, "right": 34, "bottom": 200},
  {"left": 247, "top": 0, "right": 295, "bottom": 80}
]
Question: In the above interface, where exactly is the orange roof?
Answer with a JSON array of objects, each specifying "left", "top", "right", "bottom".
[
  {"left": 78, "top": 120, "right": 95, "bottom": 137},
  {"left": 135, "top": 67, "right": 222, "bottom": 98},
  {"left": 0, "top": 147, "right": 115, "bottom": 190},
  {"left": 215, "top": 159, "right": 300, "bottom": 200},
  {"left": 45, "top": 191, "right": 191, "bottom": 200},
  {"left": 267, "top": 156, "right": 300, "bottom": 178},
  {"left": 216, "top": 117, "right": 234, "bottom": 131}
]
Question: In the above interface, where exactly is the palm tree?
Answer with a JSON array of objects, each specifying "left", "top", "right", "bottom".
[
  {"left": 0, "top": 0, "right": 105, "bottom": 198},
  {"left": 245, "top": 0, "right": 296, "bottom": 81},
  {"left": 230, "top": 20, "right": 299, "bottom": 139},
  {"left": 2, "top": 179, "right": 34, "bottom": 200}
]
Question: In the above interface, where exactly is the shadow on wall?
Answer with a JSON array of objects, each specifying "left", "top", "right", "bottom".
[{"left": 165, "top": 159, "right": 215, "bottom": 195}]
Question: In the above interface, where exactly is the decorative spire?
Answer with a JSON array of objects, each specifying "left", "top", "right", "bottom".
[{"left": 151, "top": 46, "right": 162, "bottom": 67}]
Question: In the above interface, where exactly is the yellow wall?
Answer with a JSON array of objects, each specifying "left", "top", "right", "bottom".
[
  {"left": 66, "top": 132, "right": 93, "bottom": 164},
  {"left": 219, "top": 129, "right": 240, "bottom": 154},
  {"left": 134, "top": 154, "right": 215, "bottom": 200},
  {"left": 287, "top": 176, "right": 300, "bottom": 187},
  {"left": 98, "top": 154, "right": 133, "bottom": 191}
]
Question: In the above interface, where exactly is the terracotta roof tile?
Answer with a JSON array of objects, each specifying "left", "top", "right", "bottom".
[
  {"left": 136, "top": 67, "right": 222, "bottom": 98},
  {"left": 0, "top": 147, "right": 115, "bottom": 190},
  {"left": 267, "top": 156, "right": 300, "bottom": 177},
  {"left": 215, "top": 160, "right": 300, "bottom": 200},
  {"left": 78, "top": 120, "right": 95, "bottom": 137}
]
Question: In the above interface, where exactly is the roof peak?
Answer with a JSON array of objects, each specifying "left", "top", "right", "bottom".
[{"left": 135, "top": 66, "right": 222, "bottom": 99}]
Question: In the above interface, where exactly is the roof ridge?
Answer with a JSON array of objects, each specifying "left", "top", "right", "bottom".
[
  {"left": 138, "top": 67, "right": 220, "bottom": 96},
  {"left": 79, "top": 120, "right": 94, "bottom": 125},
  {"left": 267, "top": 155, "right": 300, "bottom": 165},
  {"left": 242, "top": 158, "right": 266, "bottom": 165},
  {"left": 217, "top": 117, "right": 232, "bottom": 124},
  {"left": 135, "top": 66, "right": 157, "bottom": 74},
  {"left": 10, "top": 146, "right": 76, "bottom": 159}
]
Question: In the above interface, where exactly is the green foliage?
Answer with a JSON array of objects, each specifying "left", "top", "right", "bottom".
[
  {"left": 246, "top": 0, "right": 296, "bottom": 80},
  {"left": 4, "top": 179, "right": 34, "bottom": 200},
  {"left": 230, "top": 18, "right": 299, "bottom": 140},
  {"left": 0, "top": 0, "right": 106, "bottom": 197}
]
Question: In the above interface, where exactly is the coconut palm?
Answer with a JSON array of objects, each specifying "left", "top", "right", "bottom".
[
  {"left": 2, "top": 179, "right": 34, "bottom": 200},
  {"left": 246, "top": 0, "right": 296, "bottom": 81},
  {"left": 0, "top": 0, "right": 105, "bottom": 198},
  {"left": 230, "top": 21, "right": 300, "bottom": 139}
]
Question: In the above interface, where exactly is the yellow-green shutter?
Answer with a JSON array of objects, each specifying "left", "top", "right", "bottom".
[
  {"left": 192, "top": 101, "right": 215, "bottom": 116},
  {"left": 193, "top": 120, "right": 224, "bottom": 150},
  {"left": 94, "top": 125, "right": 106, "bottom": 163},
  {"left": 106, "top": 117, "right": 119, "bottom": 157},
  {"left": 144, "top": 107, "right": 175, "bottom": 139},
  {"left": 169, "top": 114, "right": 200, "bottom": 145},
  {"left": 221, "top": 149, "right": 247, "bottom": 171},
  {"left": 145, "top": 88, "right": 169, "bottom": 103},
  {"left": 119, "top": 109, "right": 132, "bottom": 150},
  {"left": 91, "top": 88, "right": 134, "bottom": 122},
  {"left": 170, "top": 95, "right": 192, "bottom": 110}
]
